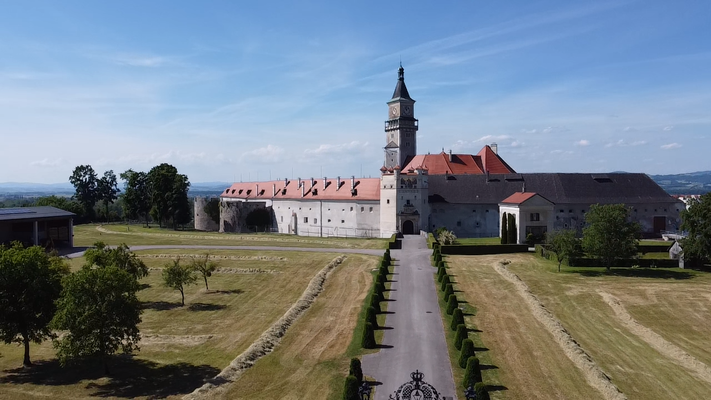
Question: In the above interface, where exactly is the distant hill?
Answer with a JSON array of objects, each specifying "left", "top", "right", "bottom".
[
  {"left": 0, "top": 181, "right": 232, "bottom": 198},
  {"left": 649, "top": 171, "right": 711, "bottom": 195}
]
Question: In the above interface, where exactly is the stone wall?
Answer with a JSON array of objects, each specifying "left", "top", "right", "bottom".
[
  {"left": 219, "top": 200, "right": 271, "bottom": 233},
  {"left": 194, "top": 197, "right": 219, "bottom": 232}
]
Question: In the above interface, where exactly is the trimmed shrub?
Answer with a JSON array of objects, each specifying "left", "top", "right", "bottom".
[
  {"left": 370, "top": 294, "right": 381, "bottom": 313},
  {"left": 443, "top": 283, "right": 454, "bottom": 301},
  {"left": 375, "top": 282, "right": 385, "bottom": 297},
  {"left": 343, "top": 374, "right": 360, "bottom": 400},
  {"left": 362, "top": 322, "right": 376, "bottom": 349},
  {"left": 459, "top": 338, "right": 475, "bottom": 368},
  {"left": 434, "top": 252, "right": 442, "bottom": 263},
  {"left": 365, "top": 306, "right": 378, "bottom": 328},
  {"left": 437, "top": 267, "right": 447, "bottom": 283},
  {"left": 376, "top": 272, "right": 386, "bottom": 285},
  {"left": 501, "top": 212, "right": 508, "bottom": 244},
  {"left": 437, "top": 260, "right": 445, "bottom": 270},
  {"left": 474, "top": 382, "right": 490, "bottom": 400},
  {"left": 451, "top": 308, "right": 464, "bottom": 331},
  {"left": 349, "top": 358, "right": 363, "bottom": 384},
  {"left": 440, "top": 275, "right": 450, "bottom": 291},
  {"left": 463, "top": 357, "right": 482, "bottom": 389},
  {"left": 455, "top": 324, "right": 468, "bottom": 350},
  {"left": 446, "top": 294, "right": 459, "bottom": 315}
]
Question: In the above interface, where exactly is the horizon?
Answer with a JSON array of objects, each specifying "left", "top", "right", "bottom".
[{"left": 2, "top": 1, "right": 710, "bottom": 183}]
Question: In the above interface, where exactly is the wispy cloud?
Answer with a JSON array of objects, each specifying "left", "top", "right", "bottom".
[
  {"left": 575, "top": 139, "right": 590, "bottom": 146},
  {"left": 663, "top": 125, "right": 674, "bottom": 131},
  {"left": 304, "top": 141, "right": 369, "bottom": 155},
  {"left": 241, "top": 145, "right": 285, "bottom": 163},
  {"left": 605, "top": 139, "right": 647, "bottom": 148},
  {"left": 30, "top": 158, "right": 65, "bottom": 167},
  {"left": 661, "top": 142, "right": 682, "bottom": 150}
]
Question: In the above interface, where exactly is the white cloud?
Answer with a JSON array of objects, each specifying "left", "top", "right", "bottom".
[
  {"left": 30, "top": 158, "right": 64, "bottom": 167},
  {"left": 663, "top": 125, "right": 674, "bottom": 131},
  {"left": 303, "top": 141, "right": 369, "bottom": 155},
  {"left": 241, "top": 145, "right": 285, "bottom": 163},
  {"left": 550, "top": 149, "right": 573, "bottom": 155},
  {"left": 521, "top": 126, "right": 568, "bottom": 134},
  {"left": 605, "top": 139, "right": 647, "bottom": 148},
  {"left": 575, "top": 139, "right": 590, "bottom": 146},
  {"left": 623, "top": 126, "right": 637, "bottom": 132},
  {"left": 510, "top": 140, "right": 524, "bottom": 147},
  {"left": 661, "top": 142, "right": 682, "bottom": 150}
]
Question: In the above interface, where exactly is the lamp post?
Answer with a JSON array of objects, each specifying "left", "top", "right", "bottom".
[
  {"left": 464, "top": 385, "right": 477, "bottom": 400},
  {"left": 359, "top": 381, "right": 372, "bottom": 400}
]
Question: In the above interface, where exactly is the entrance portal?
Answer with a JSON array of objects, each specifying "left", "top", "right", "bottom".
[{"left": 402, "top": 220, "right": 415, "bottom": 235}]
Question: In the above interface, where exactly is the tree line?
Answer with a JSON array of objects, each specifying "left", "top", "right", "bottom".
[
  {"left": 65, "top": 163, "right": 191, "bottom": 228},
  {"left": 0, "top": 241, "right": 219, "bottom": 374}
]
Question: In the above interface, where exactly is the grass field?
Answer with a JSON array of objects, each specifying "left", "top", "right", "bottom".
[
  {"left": 0, "top": 249, "right": 378, "bottom": 399},
  {"left": 453, "top": 237, "right": 501, "bottom": 245},
  {"left": 73, "top": 224, "right": 387, "bottom": 249},
  {"left": 446, "top": 253, "right": 711, "bottom": 400}
]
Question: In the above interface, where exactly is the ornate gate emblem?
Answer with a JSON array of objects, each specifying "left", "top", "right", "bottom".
[{"left": 389, "top": 370, "right": 441, "bottom": 400}]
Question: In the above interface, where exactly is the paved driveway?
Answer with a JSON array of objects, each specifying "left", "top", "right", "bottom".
[{"left": 362, "top": 235, "right": 457, "bottom": 399}]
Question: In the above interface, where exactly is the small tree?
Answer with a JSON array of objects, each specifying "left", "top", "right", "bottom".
[
  {"left": 451, "top": 308, "right": 464, "bottom": 331},
  {"left": 162, "top": 258, "right": 197, "bottom": 306},
  {"left": 459, "top": 338, "right": 475, "bottom": 368},
  {"left": 443, "top": 283, "right": 454, "bottom": 301},
  {"left": 97, "top": 170, "right": 119, "bottom": 223},
  {"left": 507, "top": 213, "right": 517, "bottom": 244},
  {"left": 463, "top": 356, "right": 482, "bottom": 388},
  {"left": 84, "top": 241, "right": 148, "bottom": 280},
  {"left": 440, "top": 274, "right": 450, "bottom": 291},
  {"left": 438, "top": 267, "right": 447, "bottom": 282},
  {"left": 349, "top": 358, "right": 363, "bottom": 383},
  {"left": 343, "top": 374, "right": 360, "bottom": 400},
  {"left": 190, "top": 254, "right": 218, "bottom": 291},
  {"left": 501, "top": 212, "right": 508, "bottom": 244},
  {"left": 474, "top": 382, "right": 490, "bottom": 400},
  {"left": 547, "top": 229, "right": 581, "bottom": 272},
  {"left": 370, "top": 294, "right": 381, "bottom": 313},
  {"left": 0, "top": 244, "right": 69, "bottom": 367},
  {"left": 681, "top": 193, "right": 711, "bottom": 262},
  {"left": 52, "top": 266, "right": 142, "bottom": 375},
  {"left": 365, "top": 306, "right": 378, "bottom": 328},
  {"left": 582, "top": 204, "right": 640, "bottom": 270}
]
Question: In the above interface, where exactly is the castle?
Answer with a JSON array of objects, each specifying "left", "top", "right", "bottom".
[{"left": 195, "top": 66, "right": 683, "bottom": 242}]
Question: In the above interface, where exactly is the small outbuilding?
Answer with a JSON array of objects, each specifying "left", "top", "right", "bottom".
[{"left": 0, "top": 206, "right": 75, "bottom": 248}]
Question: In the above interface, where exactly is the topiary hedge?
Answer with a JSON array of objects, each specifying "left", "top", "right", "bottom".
[
  {"left": 370, "top": 294, "right": 381, "bottom": 313},
  {"left": 463, "top": 356, "right": 482, "bottom": 388},
  {"left": 440, "top": 275, "right": 450, "bottom": 291},
  {"left": 362, "top": 322, "right": 376, "bottom": 349},
  {"left": 455, "top": 323, "right": 468, "bottom": 350},
  {"left": 349, "top": 358, "right": 363, "bottom": 384},
  {"left": 365, "top": 306, "right": 378, "bottom": 328},
  {"left": 443, "top": 283, "right": 454, "bottom": 301},
  {"left": 343, "top": 374, "right": 360, "bottom": 400},
  {"left": 446, "top": 294, "right": 458, "bottom": 315},
  {"left": 437, "top": 267, "right": 447, "bottom": 282},
  {"left": 459, "top": 338, "right": 475, "bottom": 368},
  {"left": 451, "top": 308, "right": 464, "bottom": 331},
  {"left": 474, "top": 382, "right": 490, "bottom": 400}
]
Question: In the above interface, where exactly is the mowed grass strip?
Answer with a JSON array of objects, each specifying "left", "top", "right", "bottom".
[
  {"left": 506, "top": 254, "right": 711, "bottom": 400},
  {"left": 446, "top": 255, "right": 600, "bottom": 400},
  {"left": 74, "top": 224, "right": 387, "bottom": 249},
  {"left": 0, "top": 250, "right": 340, "bottom": 399},
  {"left": 219, "top": 254, "right": 379, "bottom": 400}
]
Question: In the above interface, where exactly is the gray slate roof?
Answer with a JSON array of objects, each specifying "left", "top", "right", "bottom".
[
  {"left": 428, "top": 173, "right": 680, "bottom": 205},
  {"left": 0, "top": 206, "right": 75, "bottom": 222},
  {"left": 391, "top": 66, "right": 413, "bottom": 101}
]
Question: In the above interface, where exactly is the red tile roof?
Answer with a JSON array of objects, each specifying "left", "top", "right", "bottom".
[
  {"left": 221, "top": 178, "right": 380, "bottom": 201},
  {"left": 401, "top": 145, "right": 515, "bottom": 175},
  {"left": 500, "top": 192, "right": 547, "bottom": 205}
]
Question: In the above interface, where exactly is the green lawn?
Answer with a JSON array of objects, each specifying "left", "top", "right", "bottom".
[{"left": 454, "top": 237, "right": 501, "bottom": 245}]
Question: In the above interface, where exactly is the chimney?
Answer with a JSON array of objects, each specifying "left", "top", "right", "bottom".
[
  {"left": 323, "top": 177, "right": 327, "bottom": 189},
  {"left": 284, "top": 177, "right": 288, "bottom": 185},
  {"left": 301, "top": 184, "right": 305, "bottom": 197},
  {"left": 448, "top": 149, "right": 453, "bottom": 162},
  {"left": 337, "top": 176, "right": 341, "bottom": 190},
  {"left": 298, "top": 177, "right": 302, "bottom": 188},
  {"left": 272, "top": 183, "right": 276, "bottom": 197},
  {"left": 255, "top": 184, "right": 259, "bottom": 196},
  {"left": 522, "top": 182, "right": 526, "bottom": 193},
  {"left": 491, "top": 142, "right": 498, "bottom": 154},
  {"left": 351, "top": 176, "right": 355, "bottom": 190},
  {"left": 310, "top": 177, "right": 315, "bottom": 188}
]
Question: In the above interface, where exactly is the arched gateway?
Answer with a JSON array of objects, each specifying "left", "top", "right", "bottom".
[{"left": 402, "top": 220, "right": 415, "bottom": 234}]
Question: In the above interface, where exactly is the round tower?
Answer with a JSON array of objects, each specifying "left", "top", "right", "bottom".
[{"left": 194, "top": 197, "right": 219, "bottom": 232}]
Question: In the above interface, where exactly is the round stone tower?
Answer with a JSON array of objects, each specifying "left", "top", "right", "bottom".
[{"left": 194, "top": 197, "right": 219, "bottom": 232}]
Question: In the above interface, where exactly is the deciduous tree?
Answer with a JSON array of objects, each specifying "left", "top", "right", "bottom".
[
  {"left": 52, "top": 265, "right": 142, "bottom": 375},
  {"left": 190, "top": 254, "right": 218, "bottom": 291},
  {"left": 0, "top": 244, "right": 69, "bottom": 367},
  {"left": 681, "top": 192, "right": 711, "bottom": 263},
  {"left": 34, "top": 195, "right": 84, "bottom": 218},
  {"left": 120, "top": 169, "right": 151, "bottom": 226},
  {"left": 163, "top": 258, "right": 197, "bottom": 306},
  {"left": 148, "top": 163, "right": 178, "bottom": 227},
  {"left": 546, "top": 229, "right": 581, "bottom": 272},
  {"left": 84, "top": 241, "right": 148, "bottom": 280},
  {"left": 97, "top": 170, "right": 119, "bottom": 222},
  {"left": 582, "top": 204, "right": 640, "bottom": 270},
  {"left": 69, "top": 165, "right": 98, "bottom": 219}
]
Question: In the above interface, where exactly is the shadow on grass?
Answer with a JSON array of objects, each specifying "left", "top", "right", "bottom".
[
  {"left": 188, "top": 303, "right": 227, "bottom": 312},
  {"left": 486, "top": 384, "right": 508, "bottom": 392},
  {"left": 570, "top": 268, "right": 694, "bottom": 280},
  {"left": 138, "top": 283, "right": 151, "bottom": 291},
  {"left": 205, "top": 289, "right": 243, "bottom": 295},
  {"left": 141, "top": 301, "right": 181, "bottom": 311},
  {"left": 0, "top": 356, "right": 219, "bottom": 399},
  {"left": 480, "top": 364, "right": 498, "bottom": 371},
  {"left": 473, "top": 346, "right": 488, "bottom": 352}
]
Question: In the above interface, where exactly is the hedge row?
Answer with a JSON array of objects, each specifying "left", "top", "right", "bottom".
[
  {"left": 361, "top": 249, "right": 392, "bottom": 349},
  {"left": 440, "top": 244, "right": 529, "bottom": 255},
  {"left": 343, "top": 358, "right": 364, "bottom": 400},
  {"left": 535, "top": 244, "right": 679, "bottom": 268},
  {"left": 388, "top": 233, "right": 402, "bottom": 249},
  {"left": 433, "top": 248, "right": 490, "bottom": 399}
]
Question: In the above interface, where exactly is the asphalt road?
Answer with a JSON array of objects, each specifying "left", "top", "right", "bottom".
[
  {"left": 62, "top": 245, "right": 384, "bottom": 259},
  {"left": 362, "top": 235, "right": 457, "bottom": 400}
]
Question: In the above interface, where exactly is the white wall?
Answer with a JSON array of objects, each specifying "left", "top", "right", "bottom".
[{"left": 271, "top": 199, "right": 380, "bottom": 238}]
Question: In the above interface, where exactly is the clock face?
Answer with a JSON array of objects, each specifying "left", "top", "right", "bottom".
[
  {"left": 390, "top": 106, "right": 398, "bottom": 117},
  {"left": 403, "top": 105, "right": 411, "bottom": 115}
]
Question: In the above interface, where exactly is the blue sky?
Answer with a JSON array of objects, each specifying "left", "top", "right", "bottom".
[{"left": 1, "top": 0, "right": 710, "bottom": 184}]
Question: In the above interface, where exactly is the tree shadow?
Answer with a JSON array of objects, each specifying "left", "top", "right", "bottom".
[
  {"left": 571, "top": 268, "right": 694, "bottom": 280},
  {"left": 374, "top": 326, "right": 394, "bottom": 330},
  {"left": 188, "top": 303, "right": 227, "bottom": 312},
  {"left": 379, "top": 311, "right": 395, "bottom": 315},
  {"left": 138, "top": 283, "right": 151, "bottom": 291},
  {"left": 486, "top": 384, "right": 508, "bottom": 392},
  {"left": 373, "top": 344, "right": 394, "bottom": 349},
  {"left": 142, "top": 301, "right": 182, "bottom": 311},
  {"left": 480, "top": 364, "right": 498, "bottom": 371},
  {"left": 0, "top": 356, "right": 219, "bottom": 399},
  {"left": 467, "top": 328, "right": 482, "bottom": 333},
  {"left": 205, "top": 289, "right": 243, "bottom": 295},
  {"left": 473, "top": 346, "right": 488, "bottom": 352}
]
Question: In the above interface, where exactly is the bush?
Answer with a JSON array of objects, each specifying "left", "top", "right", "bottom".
[
  {"left": 437, "top": 267, "right": 447, "bottom": 282},
  {"left": 370, "top": 294, "right": 381, "bottom": 313},
  {"left": 349, "top": 358, "right": 363, "bottom": 383},
  {"left": 454, "top": 324, "right": 468, "bottom": 350},
  {"left": 343, "top": 374, "right": 360, "bottom": 400},
  {"left": 376, "top": 272, "right": 386, "bottom": 285},
  {"left": 443, "top": 283, "right": 454, "bottom": 301},
  {"left": 459, "top": 339, "right": 475, "bottom": 368},
  {"left": 365, "top": 306, "right": 378, "bottom": 328},
  {"left": 446, "top": 294, "right": 459, "bottom": 315},
  {"left": 434, "top": 252, "right": 442, "bottom": 264},
  {"left": 463, "top": 357, "right": 482, "bottom": 388},
  {"left": 440, "top": 275, "right": 450, "bottom": 291},
  {"left": 437, "top": 260, "right": 445, "bottom": 269},
  {"left": 375, "top": 282, "right": 385, "bottom": 297},
  {"left": 362, "top": 322, "right": 376, "bottom": 349},
  {"left": 451, "top": 308, "right": 464, "bottom": 331},
  {"left": 438, "top": 229, "right": 458, "bottom": 245},
  {"left": 474, "top": 382, "right": 490, "bottom": 400}
]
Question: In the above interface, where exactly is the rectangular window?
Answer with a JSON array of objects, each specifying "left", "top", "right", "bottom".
[
  {"left": 304, "top": 217, "right": 308, "bottom": 223},
  {"left": 280, "top": 216, "right": 283, "bottom": 222},
  {"left": 530, "top": 213, "right": 540, "bottom": 222},
  {"left": 314, "top": 218, "right": 317, "bottom": 224},
  {"left": 328, "top": 219, "right": 331, "bottom": 222},
  {"left": 350, "top": 207, "right": 353, "bottom": 212},
  {"left": 456, "top": 221, "right": 462, "bottom": 227},
  {"left": 341, "top": 220, "right": 345, "bottom": 224},
  {"left": 361, "top": 206, "right": 364, "bottom": 212},
  {"left": 369, "top": 207, "right": 373, "bottom": 212}
]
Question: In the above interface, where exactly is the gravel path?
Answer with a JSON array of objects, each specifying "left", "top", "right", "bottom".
[{"left": 361, "top": 235, "right": 457, "bottom": 399}]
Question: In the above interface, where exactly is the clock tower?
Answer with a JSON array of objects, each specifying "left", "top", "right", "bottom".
[{"left": 384, "top": 64, "right": 418, "bottom": 169}]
